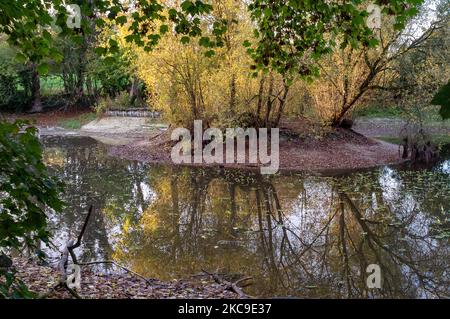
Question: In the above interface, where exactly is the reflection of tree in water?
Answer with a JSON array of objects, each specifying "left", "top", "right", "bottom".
[
  {"left": 42, "top": 136, "right": 154, "bottom": 265},
  {"left": 253, "top": 171, "right": 449, "bottom": 298},
  {"left": 42, "top": 137, "right": 449, "bottom": 298},
  {"left": 110, "top": 164, "right": 449, "bottom": 298}
]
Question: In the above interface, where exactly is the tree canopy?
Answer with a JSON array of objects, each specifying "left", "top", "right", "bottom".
[{"left": 0, "top": 1, "right": 425, "bottom": 73}]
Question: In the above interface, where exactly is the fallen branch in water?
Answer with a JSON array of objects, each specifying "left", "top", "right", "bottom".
[
  {"left": 148, "top": 131, "right": 165, "bottom": 142},
  {"left": 51, "top": 206, "right": 244, "bottom": 299},
  {"left": 202, "top": 269, "right": 253, "bottom": 299},
  {"left": 54, "top": 205, "right": 94, "bottom": 299},
  {"left": 68, "top": 205, "right": 94, "bottom": 265}
]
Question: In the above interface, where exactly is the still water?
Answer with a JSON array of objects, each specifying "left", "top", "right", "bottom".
[{"left": 42, "top": 136, "right": 450, "bottom": 298}]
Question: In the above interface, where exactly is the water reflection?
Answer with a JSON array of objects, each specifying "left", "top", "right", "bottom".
[{"left": 42, "top": 136, "right": 450, "bottom": 298}]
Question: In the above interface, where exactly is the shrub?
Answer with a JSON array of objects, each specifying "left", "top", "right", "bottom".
[
  {"left": 94, "top": 92, "right": 134, "bottom": 115},
  {"left": 0, "top": 120, "right": 63, "bottom": 298}
]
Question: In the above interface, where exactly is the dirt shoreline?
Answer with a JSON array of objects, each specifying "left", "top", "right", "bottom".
[
  {"left": 107, "top": 128, "right": 406, "bottom": 174},
  {"left": 7, "top": 112, "right": 409, "bottom": 172},
  {"left": 61, "top": 127, "right": 406, "bottom": 173}
]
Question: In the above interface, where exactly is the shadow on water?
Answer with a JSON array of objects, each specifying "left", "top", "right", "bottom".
[{"left": 41, "top": 136, "right": 450, "bottom": 298}]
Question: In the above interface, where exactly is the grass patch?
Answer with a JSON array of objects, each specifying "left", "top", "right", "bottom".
[
  {"left": 58, "top": 112, "right": 97, "bottom": 130},
  {"left": 356, "top": 105, "right": 450, "bottom": 127},
  {"left": 354, "top": 104, "right": 403, "bottom": 118}
]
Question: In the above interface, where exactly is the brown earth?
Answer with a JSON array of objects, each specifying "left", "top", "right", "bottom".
[
  {"left": 109, "top": 120, "right": 404, "bottom": 173},
  {"left": 12, "top": 258, "right": 240, "bottom": 299},
  {"left": 4, "top": 109, "right": 92, "bottom": 127},
  {"left": 4, "top": 112, "right": 406, "bottom": 172}
]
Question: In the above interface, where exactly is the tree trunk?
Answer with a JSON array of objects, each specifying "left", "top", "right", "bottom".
[
  {"left": 274, "top": 82, "right": 290, "bottom": 127},
  {"left": 30, "top": 63, "right": 43, "bottom": 113},
  {"left": 256, "top": 75, "right": 265, "bottom": 122},
  {"left": 129, "top": 75, "right": 138, "bottom": 105},
  {"left": 73, "top": 36, "right": 87, "bottom": 105},
  {"left": 229, "top": 74, "right": 236, "bottom": 112},
  {"left": 264, "top": 72, "right": 274, "bottom": 127}
]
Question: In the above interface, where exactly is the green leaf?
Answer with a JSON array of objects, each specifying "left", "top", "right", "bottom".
[
  {"left": 115, "top": 15, "right": 127, "bottom": 25},
  {"left": 368, "top": 38, "right": 379, "bottom": 48},
  {"left": 95, "top": 18, "right": 106, "bottom": 28},
  {"left": 181, "top": 1, "right": 194, "bottom": 13},
  {"left": 243, "top": 40, "right": 252, "bottom": 47},
  {"left": 180, "top": 36, "right": 190, "bottom": 44},
  {"left": 204, "top": 50, "right": 215, "bottom": 57},
  {"left": 15, "top": 53, "right": 28, "bottom": 63},
  {"left": 199, "top": 37, "right": 210, "bottom": 47},
  {"left": 160, "top": 24, "right": 169, "bottom": 34},
  {"left": 431, "top": 81, "right": 450, "bottom": 119},
  {"left": 49, "top": 49, "right": 63, "bottom": 63},
  {"left": 168, "top": 8, "right": 177, "bottom": 20},
  {"left": 37, "top": 63, "right": 49, "bottom": 75},
  {"left": 94, "top": 47, "right": 107, "bottom": 56}
]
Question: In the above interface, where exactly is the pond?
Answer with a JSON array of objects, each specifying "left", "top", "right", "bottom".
[{"left": 41, "top": 136, "right": 450, "bottom": 298}]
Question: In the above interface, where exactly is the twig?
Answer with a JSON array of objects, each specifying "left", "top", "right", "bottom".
[
  {"left": 201, "top": 269, "right": 252, "bottom": 299},
  {"left": 234, "top": 276, "right": 253, "bottom": 287},
  {"left": 38, "top": 283, "right": 63, "bottom": 299},
  {"left": 57, "top": 205, "right": 94, "bottom": 299},
  {"left": 63, "top": 283, "right": 82, "bottom": 299},
  {"left": 38, "top": 282, "right": 81, "bottom": 299},
  {"left": 68, "top": 205, "right": 94, "bottom": 264}
]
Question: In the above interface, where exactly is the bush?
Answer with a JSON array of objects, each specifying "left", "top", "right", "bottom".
[
  {"left": 0, "top": 45, "right": 30, "bottom": 112},
  {"left": 88, "top": 51, "right": 132, "bottom": 97},
  {"left": 0, "top": 120, "right": 63, "bottom": 298},
  {"left": 94, "top": 92, "right": 133, "bottom": 114}
]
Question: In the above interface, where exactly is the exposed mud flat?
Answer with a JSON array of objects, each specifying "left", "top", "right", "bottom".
[
  {"left": 109, "top": 126, "right": 405, "bottom": 173},
  {"left": 16, "top": 114, "right": 407, "bottom": 171},
  {"left": 36, "top": 116, "right": 168, "bottom": 146},
  {"left": 80, "top": 117, "right": 167, "bottom": 136}
]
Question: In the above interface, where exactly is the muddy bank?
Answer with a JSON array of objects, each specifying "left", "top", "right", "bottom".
[
  {"left": 13, "top": 258, "right": 239, "bottom": 299},
  {"left": 36, "top": 116, "right": 167, "bottom": 146},
  {"left": 108, "top": 127, "right": 405, "bottom": 173},
  {"left": 8, "top": 113, "right": 408, "bottom": 171},
  {"left": 5, "top": 111, "right": 167, "bottom": 145},
  {"left": 81, "top": 117, "right": 167, "bottom": 136}
]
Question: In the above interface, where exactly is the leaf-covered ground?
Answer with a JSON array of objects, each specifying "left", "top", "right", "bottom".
[
  {"left": 108, "top": 120, "right": 403, "bottom": 172},
  {"left": 13, "top": 258, "right": 239, "bottom": 299}
]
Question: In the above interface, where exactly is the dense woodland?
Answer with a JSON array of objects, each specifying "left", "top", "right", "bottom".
[{"left": 0, "top": 0, "right": 448, "bottom": 125}]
